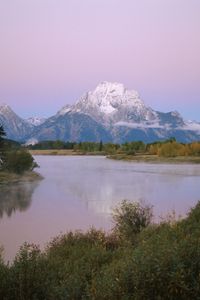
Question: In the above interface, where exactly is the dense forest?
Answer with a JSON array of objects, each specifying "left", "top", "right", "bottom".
[
  {"left": 1, "top": 200, "right": 200, "bottom": 299},
  {"left": 28, "top": 138, "right": 200, "bottom": 157}
]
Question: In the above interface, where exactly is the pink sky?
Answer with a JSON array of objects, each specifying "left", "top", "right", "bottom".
[{"left": 0, "top": 0, "right": 200, "bottom": 120}]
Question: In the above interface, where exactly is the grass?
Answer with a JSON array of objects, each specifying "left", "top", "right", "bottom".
[
  {"left": 29, "top": 149, "right": 106, "bottom": 156},
  {"left": 29, "top": 149, "right": 76, "bottom": 155}
]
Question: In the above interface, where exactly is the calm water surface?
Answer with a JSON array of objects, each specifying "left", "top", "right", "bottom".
[{"left": 0, "top": 155, "right": 200, "bottom": 261}]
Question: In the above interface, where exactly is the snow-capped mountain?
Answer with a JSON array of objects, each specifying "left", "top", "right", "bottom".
[
  {"left": 29, "top": 82, "right": 199, "bottom": 143},
  {"left": 57, "top": 82, "right": 187, "bottom": 131},
  {"left": 0, "top": 82, "right": 200, "bottom": 143},
  {"left": 0, "top": 103, "right": 34, "bottom": 141},
  {"left": 71, "top": 82, "right": 157, "bottom": 125},
  {"left": 26, "top": 116, "right": 47, "bottom": 126}
]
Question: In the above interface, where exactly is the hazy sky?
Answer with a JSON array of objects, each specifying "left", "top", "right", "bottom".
[{"left": 0, "top": 0, "right": 200, "bottom": 120}]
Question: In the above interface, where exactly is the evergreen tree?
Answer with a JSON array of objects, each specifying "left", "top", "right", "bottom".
[
  {"left": 0, "top": 124, "right": 6, "bottom": 167},
  {"left": 99, "top": 140, "right": 103, "bottom": 151},
  {"left": 0, "top": 125, "right": 6, "bottom": 143}
]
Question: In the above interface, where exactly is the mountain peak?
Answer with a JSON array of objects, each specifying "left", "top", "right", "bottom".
[
  {"left": 94, "top": 81, "right": 125, "bottom": 96},
  {"left": 171, "top": 110, "right": 182, "bottom": 118},
  {"left": 0, "top": 103, "right": 12, "bottom": 113},
  {"left": 92, "top": 81, "right": 140, "bottom": 102},
  {"left": 0, "top": 104, "right": 18, "bottom": 119},
  {"left": 74, "top": 82, "right": 152, "bottom": 123},
  {"left": 0, "top": 103, "right": 34, "bottom": 141}
]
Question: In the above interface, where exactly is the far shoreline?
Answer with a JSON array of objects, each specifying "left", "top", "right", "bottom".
[
  {"left": 29, "top": 149, "right": 200, "bottom": 164},
  {"left": 107, "top": 154, "right": 200, "bottom": 164}
]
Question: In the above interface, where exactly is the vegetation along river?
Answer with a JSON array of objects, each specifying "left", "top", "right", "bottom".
[{"left": 0, "top": 155, "right": 200, "bottom": 261}]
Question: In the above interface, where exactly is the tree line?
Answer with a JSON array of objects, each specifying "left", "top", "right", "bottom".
[
  {"left": 28, "top": 138, "right": 200, "bottom": 157},
  {"left": 148, "top": 139, "right": 200, "bottom": 157}
]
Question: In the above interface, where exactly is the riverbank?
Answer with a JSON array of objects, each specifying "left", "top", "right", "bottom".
[
  {"left": 108, "top": 154, "right": 200, "bottom": 164},
  {"left": 29, "top": 149, "right": 200, "bottom": 163},
  {"left": 0, "top": 171, "right": 43, "bottom": 184},
  {"left": 29, "top": 149, "right": 105, "bottom": 156}
]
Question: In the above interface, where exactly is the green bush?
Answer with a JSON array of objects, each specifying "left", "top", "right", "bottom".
[
  {"left": 112, "top": 200, "right": 153, "bottom": 244},
  {"left": 0, "top": 247, "right": 9, "bottom": 299},
  {"left": 1, "top": 201, "right": 200, "bottom": 299},
  {"left": 8, "top": 243, "right": 48, "bottom": 300},
  {"left": 3, "top": 150, "right": 37, "bottom": 174},
  {"left": 42, "top": 229, "right": 115, "bottom": 299}
]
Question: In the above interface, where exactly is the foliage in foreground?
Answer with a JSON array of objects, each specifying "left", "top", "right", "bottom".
[
  {"left": 112, "top": 199, "right": 153, "bottom": 244},
  {"left": 1, "top": 200, "right": 200, "bottom": 299}
]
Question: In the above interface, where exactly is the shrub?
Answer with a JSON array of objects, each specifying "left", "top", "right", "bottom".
[
  {"left": 8, "top": 243, "right": 48, "bottom": 300},
  {"left": 0, "top": 247, "right": 9, "bottom": 299},
  {"left": 112, "top": 200, "right": 153, "bottom": 244},
  {"left": 3, "top": 150, "right": 37, "bottom": 174},
  {"left": 1, "top": 202, "right": 200, "bottom": 299}
]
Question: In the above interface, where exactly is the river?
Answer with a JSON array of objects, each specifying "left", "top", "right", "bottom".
[{"left": 0, "top": 155, "right": 200, "bottom": 261}]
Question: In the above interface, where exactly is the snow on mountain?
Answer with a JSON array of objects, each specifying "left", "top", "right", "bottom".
[
  {"left": 182, "top": 121, "right": 200, "bottom": 132},
  {"left": 57, "top": 105, "right": 72, "bottom": 116},
  {"left": 74, "top": 81, "right": 157, "bottom": 125},
  {"left": 26, "top": 116, "right": 47, "bottom": 126},
  {"left": 33, "top": 81, "right": 193, "bottom": 135},
  {"left": 0, "top": 103, "right": 10, "bottom": 113}
]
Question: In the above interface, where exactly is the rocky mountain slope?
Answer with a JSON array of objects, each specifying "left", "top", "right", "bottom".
[
  {"left": 0, "top": 104, "right": 34, "bottom": 142},
  {"left": 28, "top": 111, "right": 112, "bottom": 143},
  {"left": 26, "top": 116, "right": 47, "bottom": 126}
]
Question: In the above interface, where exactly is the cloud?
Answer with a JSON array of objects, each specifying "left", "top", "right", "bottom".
[
  {"left": 181, "top": 122, "right": 200, "bottom": 133},
  {"left": 115, "top": 121, "right": 200, "bottom": 134},
  {"left": 114, "top": 121, "right": 165, "bottom": 129}
]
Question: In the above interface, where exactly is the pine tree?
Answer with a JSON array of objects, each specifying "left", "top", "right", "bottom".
[
  {"left": 0, "top": 124, "right": 6, "bottom": 167},
  {"left": 99, "top": 140, "right": 103, "bottom": 151},
  {"left": 0, "top": 124, "right": 6, "bottom": 142}
]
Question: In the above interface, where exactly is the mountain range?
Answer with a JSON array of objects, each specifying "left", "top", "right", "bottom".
[{"left": 0, "top": 82, "right": 200, "bottom": 144}]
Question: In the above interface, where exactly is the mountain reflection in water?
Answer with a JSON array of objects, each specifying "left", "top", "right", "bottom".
[{"left": 0, "top": 182, "right": 38, "bottom": 218}]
